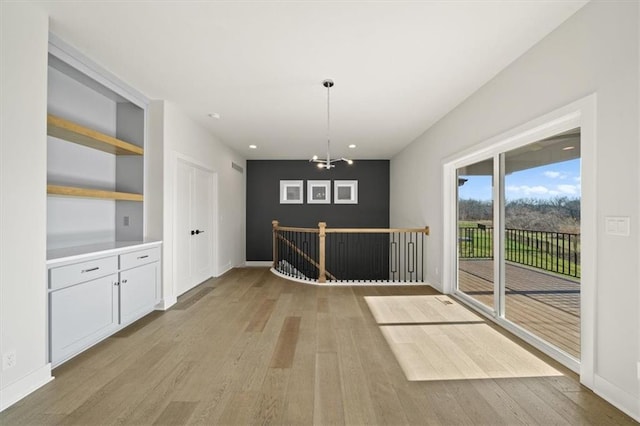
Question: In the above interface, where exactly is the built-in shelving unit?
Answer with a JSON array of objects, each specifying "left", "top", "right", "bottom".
[
  {"left": 45, "top": 36, "right": 159, "bottom": 374},
  {"left": 46, "top": 113, "right": 144, "bottom": 202},
  {"left": 47, "top": 114, "right": 144, "bottom": 156},
  {"left": 47, "top": 184, "right": 144, "bottom": 201},
  {"left": 47, "top": 46, "right": 147, "bottom": 249}
]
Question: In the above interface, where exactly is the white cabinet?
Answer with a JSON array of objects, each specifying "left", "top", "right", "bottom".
[
  {"left": 50, "top": 273, "right": 119, "bottom": 366},
  {"left": 49, "top": 256, "right": 118, "bottom": 291},
  {"left": 119, "top": 246, "right": 160, "bottom": 270},
  {"left": 48, "top": 242, "right": 162, "bottom": 367},
  {"left": 120, "top": 261, "right": 159, "bottom": 326}
]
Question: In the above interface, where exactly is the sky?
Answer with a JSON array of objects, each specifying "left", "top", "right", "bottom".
[{"left": 459, "top": 158, "right": 581, "bottom": 201}]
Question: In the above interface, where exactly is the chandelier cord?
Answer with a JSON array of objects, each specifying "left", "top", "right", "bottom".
[
  {"left": 326, "top": 82, "right": 331, "bottom": 162},
  {"left": 309, "top": 78, "right": 352, "bottom": 169}
]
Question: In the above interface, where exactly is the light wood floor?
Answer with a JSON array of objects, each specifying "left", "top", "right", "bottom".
[
  {"left": 365, "top": 295, "right": 563, "bottom": 381},
  {"left": 1, "top": 268, "right": 635, "bottom": 425}
]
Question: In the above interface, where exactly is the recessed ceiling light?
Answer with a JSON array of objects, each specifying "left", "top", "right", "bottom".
[
  {"left": 208, "top": 112, "right": 220, "bottom": 119},
  {"left": 348, "top": 144, "right": 357, "bottom": 149},
  {"left": 249, "top": 144, "right": 257, "bottom": 149},
  {"left": 562, "top": 146, "right": 575, "bottom": 151}
]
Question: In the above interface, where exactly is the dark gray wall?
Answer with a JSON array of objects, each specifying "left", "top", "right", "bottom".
[{"left": 246, "top": 160, "right": 390, "bottom": 261}]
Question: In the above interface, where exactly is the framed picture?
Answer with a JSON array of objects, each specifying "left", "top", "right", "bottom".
[
  {"left": 334, "top": 180, "right": 358, "bottom": 204},
  {"left": 280, "top": 180, "right": 303, "bottom": 204},
  {"left": 307, "top": 180, "right": 331, "bottom": 204}
]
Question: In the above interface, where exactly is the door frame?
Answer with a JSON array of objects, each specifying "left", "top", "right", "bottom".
[
  {"left": 442, "top": 95, "right": 596, "bottom": 386},
  {"left": 172, "top": 154, "right": 218, "bottom": 296}
]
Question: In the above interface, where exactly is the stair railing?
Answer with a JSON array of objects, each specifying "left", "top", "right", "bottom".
[{"left": 272, "top": 220, "right": 429, "bottom": 283}]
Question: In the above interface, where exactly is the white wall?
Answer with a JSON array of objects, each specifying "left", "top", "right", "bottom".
[
  {"left": 159, "top": 101, "right": 246, "bottom": 306},
  {"left": 390, "top": 1, "right": 639, "bottom": 419},
  {"left": 0, "top": 2, "right": 52, "bottom": 410},
  {"left": 145, "top": 100, "right": 165, "bottom": 242},
  {"left": 47, "top": 66, "right": 118, "bottom": 249}
]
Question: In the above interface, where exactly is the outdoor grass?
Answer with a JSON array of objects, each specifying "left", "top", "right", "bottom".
[{"left": 458, "top": 223, "right": 581, "bottom": 279}]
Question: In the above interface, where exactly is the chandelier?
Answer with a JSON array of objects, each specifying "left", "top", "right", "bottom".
[{"left": 310, "top": 79, "right": 353, "bottom": 169}]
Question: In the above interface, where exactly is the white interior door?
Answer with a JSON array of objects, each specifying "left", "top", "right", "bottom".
[
  {"left": 175, "top": 159, "right": 193, "bottom": 296},
  {"left": 191, "top": 166, "right": 213, "bottom": 284},
  {"left": 175, "top": 158, "right": 215, "bottom": 296}
]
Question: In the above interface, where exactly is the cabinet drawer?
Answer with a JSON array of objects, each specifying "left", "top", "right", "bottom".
[
  {"left": 49, "top": 256, "right": 118, "bottom": 290},
  {"left": 120, "top": 247, "right": 160, "bottom": 270}
]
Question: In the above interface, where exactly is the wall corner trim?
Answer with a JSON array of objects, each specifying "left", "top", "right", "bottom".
[
  {"left": 216, "top": 263, "right": 233, "bottom": 277},
  {"left": 156, "top": 296, "right": 177, "bottom": 311},
  {"left": 0, "top": 363, "right": 53, "bottom": 412},
  {"left": 593, "top": 374, "right": 640, "bottom": 422}
]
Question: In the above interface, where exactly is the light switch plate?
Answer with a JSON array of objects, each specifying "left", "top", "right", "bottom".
[{"left": 605, "top": 216, "right": 630, "bottom": 236}]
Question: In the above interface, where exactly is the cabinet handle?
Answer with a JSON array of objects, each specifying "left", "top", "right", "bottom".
[
  {"left": 191, "top": 230, "right": 195, "bottom": 235},
  {"left": 82, "top": 267, "right": 100, "bottom": 273},
  {"left": 114, "top": 281, "right": 120, "bottom": 286},
  {"left": 195, "top": 229, "right": 204, "bottom": 235},
  {"left": 122, "top": 279, "right": 128, "bottom": 284},
  {"left": 137, "top": 255, "right": 149, "bottom": 259}
]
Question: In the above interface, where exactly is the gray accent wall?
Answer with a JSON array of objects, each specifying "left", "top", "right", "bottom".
[{"left": 246, "top": 160, "right": 389, "bottom": 261}]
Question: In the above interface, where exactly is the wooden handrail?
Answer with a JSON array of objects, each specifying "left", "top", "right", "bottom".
[
  {"left": 273, "top": 223, "right": 428, "bottom": 235},
  {"left": 276, "top": 233, "right": 336, "bottom": 281},
  {"left": 272, "top": 220, "right": 279, "bottom": 268},
  {"left": 326, "top": 227, "right": 429, "bottom": 235},
  {"left": 272, "top": 220, "right": 429, "bottom": 283},
  {"left": 276, "top": 226, "right": 320, "bottom": 233},
  {"left": 318, "top": 222, "right": 327, "bottom": 283}
]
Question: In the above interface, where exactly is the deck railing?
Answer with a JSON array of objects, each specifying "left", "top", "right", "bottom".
[
  {"left": 272, "top": 221, "right": 429, "bottom": 283},
  {"left": 459, "top": 226, "right": 580, "bottom": 278}
]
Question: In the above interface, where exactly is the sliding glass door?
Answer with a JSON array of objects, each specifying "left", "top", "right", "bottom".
[
  {"left": 502, "top": 130, "right": 581, "bottom": 359},
  {"left": 456, "top": 158, "right": 495, "bottom": 313},
  {"left": 455, "top": 128, "right": 581, "bottom": 362}
]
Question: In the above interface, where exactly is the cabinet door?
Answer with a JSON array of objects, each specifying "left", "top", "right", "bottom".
[
  {"left": 120, "top": 262, "right": 158, "bottom": 326},
  {"left": 50, "top": 273, "right": 119, "bottom": 366}
]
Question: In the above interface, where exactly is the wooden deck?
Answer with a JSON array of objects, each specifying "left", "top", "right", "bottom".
[{"left": 459, "top": 259, "right": 580, "bottom": 358}]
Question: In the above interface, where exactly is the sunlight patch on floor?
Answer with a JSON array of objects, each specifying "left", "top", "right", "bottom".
[{"left": 365, "top": 295, "right": 563, "bottom": 381}]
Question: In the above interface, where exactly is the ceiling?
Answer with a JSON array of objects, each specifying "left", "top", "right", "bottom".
[{"left": 33, "top": 1, "right": 588, "bottom": 160}]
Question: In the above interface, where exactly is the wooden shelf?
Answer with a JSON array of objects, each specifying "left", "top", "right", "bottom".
[
  {"left": 47, "top": 185, "right": 143, "bottom": 202},
  {"left": 47, "top": 114, "right": 144, "bottom": 156}
]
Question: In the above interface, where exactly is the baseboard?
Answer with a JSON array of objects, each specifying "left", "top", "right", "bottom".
[
  {"left": 0, "top": 363, "right": 53, "bottom": 412},
  {"left": 594, "top": 374, "right": 640, "bottom": 422},
  {"left": 216, "top": 262, "right": 232, "bottom": 277},
  {"left": 155, "top": 296, "right": 177, "bottom": 310},
  {"left": 244, "top": 261, "right": 272, "bottom": 267}
]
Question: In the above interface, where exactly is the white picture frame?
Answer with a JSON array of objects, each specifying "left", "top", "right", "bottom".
[
  {"left": 280, "top": 180, "right": 303, "bottom": 204},
  {"left": 334, "top": 180, "right": 358, "bottom": 204},
  {"left": 307, "top": 180, "right": 331, "bottom": 204}
]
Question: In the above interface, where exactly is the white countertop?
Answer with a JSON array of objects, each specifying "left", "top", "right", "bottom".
[{"left": 47, "top": 240, "right": 162, "bottom": 266}]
